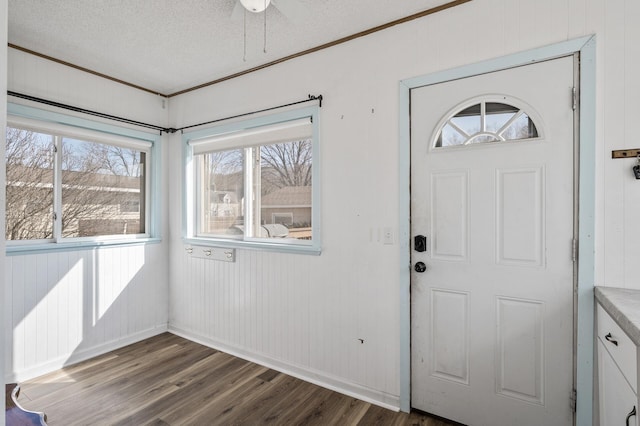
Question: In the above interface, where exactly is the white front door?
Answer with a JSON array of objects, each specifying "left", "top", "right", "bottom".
[{"left": 410, "top": 56, "right": 575, "bottom": 426}]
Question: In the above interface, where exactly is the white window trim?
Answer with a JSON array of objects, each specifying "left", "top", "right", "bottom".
[
  {"left": 189, "top": 117, "right": 311, "bottom": 153},
  {"left": 8, "top": 115, "right": 153, "bottom": 150},
  {"left": 182, "top": 105, "right": 321, "bottom": 255},
  {"left": 6, "top": 103, "right": 161, "bottom": 255}
]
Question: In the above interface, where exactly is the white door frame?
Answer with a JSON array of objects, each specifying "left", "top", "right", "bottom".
[{"left": 398, "top": 35, "right": 596, "bottom": 426}]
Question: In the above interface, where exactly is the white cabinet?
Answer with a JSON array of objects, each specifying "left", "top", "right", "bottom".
[
  {"left": 599, "top": 340, "right": 637, "bottom": 425},
  {"left": 598, "top": 303, "right": 638, "bottom": 426}
]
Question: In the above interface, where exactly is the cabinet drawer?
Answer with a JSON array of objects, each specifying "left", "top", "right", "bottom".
[
  {"left": 598, "top": 340, "right": 638, "bottom": 426},
  {"left": 597, "top": 303, "right": 638, "bottom": 393}
]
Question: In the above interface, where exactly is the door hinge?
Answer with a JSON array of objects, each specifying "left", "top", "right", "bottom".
[
  {"left": 572, "top": 87, "right": 577, "bottom": 111},
  {"left": 570, "top": 388, "right": 577, "bottom": 413},
  {"left": 572, "top": 238, "right": 578, "bottom": 262}
]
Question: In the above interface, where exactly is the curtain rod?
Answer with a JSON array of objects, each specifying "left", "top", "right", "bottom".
[
  {"left": 174, "top": 94, "right": 323, "bottom": 133},
  {"left": 7, "top": 91, "right": 323, "bottom": 135},
  {"left": 7, "top": 91, "right": 167, "bottom": 133}
]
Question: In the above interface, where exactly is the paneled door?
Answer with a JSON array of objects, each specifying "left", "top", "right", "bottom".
[{"left": 410, "top": 56, "right": 575, "bottom": 426}]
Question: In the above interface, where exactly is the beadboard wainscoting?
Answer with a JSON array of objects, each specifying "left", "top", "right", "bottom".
[
  {"left": 5, "top": 1, "right": 640, "bottom": 422},
  {"left": 5, "top": 244, "right": 169, "bottom": 382},
  {"left": 6, "top": 46, "right": 171, "bottom": 384},
  {"left": 169, "top": 244, "right": 401, "bottom": 410}
]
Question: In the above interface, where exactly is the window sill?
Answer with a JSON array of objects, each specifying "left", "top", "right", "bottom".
[
  {"left": 6, "top": 237, "right": 162, "bottom": 256},
  {"left": 183, "top": 237, "right": 321, "bottom": 256}
]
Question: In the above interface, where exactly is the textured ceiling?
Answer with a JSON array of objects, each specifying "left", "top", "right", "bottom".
[{"left": 8, "top": 0, "right": 456, "bottom": 96}]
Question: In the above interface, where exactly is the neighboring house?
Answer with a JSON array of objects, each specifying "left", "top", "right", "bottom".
[
  {"left": 260, "top": 185, "right": 311, "bottom": 227},
  {"left": 3, "top": 2, "right": 640, "bottom": 426},
  {"left": 204, "top": 186, "right": 311, "bottom": 238},
  {"left": 5, "top": 164, "right": 143, "bottom": 239}
]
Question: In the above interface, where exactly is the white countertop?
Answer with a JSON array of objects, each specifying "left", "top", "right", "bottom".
[{"left": 595, "top": 286, "right": 640, "bottom": 346}]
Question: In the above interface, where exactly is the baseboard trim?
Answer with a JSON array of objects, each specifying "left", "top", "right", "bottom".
[
  {"left": 7, "top": 324, "right": 169, "bottom": 383},
  {"left": 168, "top": 325, "right": 400, "bottom": 411}
]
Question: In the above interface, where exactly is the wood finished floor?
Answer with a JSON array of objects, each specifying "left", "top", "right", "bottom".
[{"left": 16, "top": 333, "right": 456, "bottom": 426}]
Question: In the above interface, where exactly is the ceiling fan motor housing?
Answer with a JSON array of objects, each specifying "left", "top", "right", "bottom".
[{"left": 240, "top": 0, "right": 271, "bottom": 13}]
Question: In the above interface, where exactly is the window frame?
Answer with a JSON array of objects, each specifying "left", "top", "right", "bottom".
[
  {"left": 430, "top": 94, "right": 545, "bottom": 150},
  {"left": 6, "top": 103, "right": 161, "bottom": 255},
  {"left": 182, "top": 106, "right": 321, "bottom": 255}
]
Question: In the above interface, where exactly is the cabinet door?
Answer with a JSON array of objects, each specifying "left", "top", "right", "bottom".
[{"left": 599, "top": 340, "right": 638, "bottom": 426}]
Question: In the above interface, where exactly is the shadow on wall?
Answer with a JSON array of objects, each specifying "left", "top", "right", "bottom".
[{"left": 6, "top": 244, "right": 166, "bottom": 383}]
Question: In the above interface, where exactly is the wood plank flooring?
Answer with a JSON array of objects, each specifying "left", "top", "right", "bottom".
[{"left": 16, "top": 333, "right": 457, "bottom": 426}]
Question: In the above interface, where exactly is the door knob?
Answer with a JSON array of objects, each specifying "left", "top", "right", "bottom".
[{"left": 414, "top": 262, "right": 427, "bottom": 273}]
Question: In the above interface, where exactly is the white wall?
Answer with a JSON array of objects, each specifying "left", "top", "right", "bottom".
[
  {"left": 5, "top": 49, "right": 171, "bottom": 382},
  {"left": 5, "top": 0, "right": 640, "bottom": 413},
  {"left": 1, "top": 0, "right": 8, "bottom": 423},
  {"left": 168, "top": 0, "right": 640, "bottom": 409}
]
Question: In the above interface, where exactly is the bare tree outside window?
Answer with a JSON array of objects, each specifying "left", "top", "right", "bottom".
[
  {"left": 61, "top": 138, "right": 145, "bottom": 237},
  {"left": 5, "top": 128, "right": 54, "bottom": 240},
  {"left": 5, "top": 127, "right": 147, "bottom": 241},
  {"left": 197, "top": 138, "right": 313, "bottom": 240},
  {"left": 260, "top": 139, "right": 312, "bottom": 238},
  {"left": 260, "top": 139, "right": 312, "bottom": 191}
]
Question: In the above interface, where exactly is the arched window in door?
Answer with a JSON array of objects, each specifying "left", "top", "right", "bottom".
[{"left": 433, "top": 97, "right": 541, "bottom": 148}]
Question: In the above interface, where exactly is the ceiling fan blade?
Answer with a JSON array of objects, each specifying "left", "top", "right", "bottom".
[{"left": 271, "top": 0, "right": 306, "bottom": 21}]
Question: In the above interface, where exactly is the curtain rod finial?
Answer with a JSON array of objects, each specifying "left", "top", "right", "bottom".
[{"left": 308, "top": 94, "right": 323, "bottom": 107}]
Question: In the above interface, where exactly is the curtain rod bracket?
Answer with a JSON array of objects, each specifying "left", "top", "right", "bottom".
[{"left": 308, "top": 94, "right": 323, "bottom": 107}]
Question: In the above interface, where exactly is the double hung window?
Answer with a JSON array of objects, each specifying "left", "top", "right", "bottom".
[
  {"left": 184, "top": 107, "right": 320, "bottom": 254},
  {"left": 6, "top": 112, "right": 155, "bottom": 249}
]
